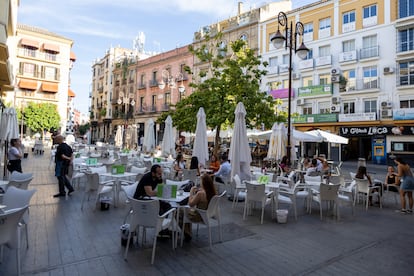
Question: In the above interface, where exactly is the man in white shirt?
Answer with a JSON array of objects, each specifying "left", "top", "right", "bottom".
[{"left": 214, "top": 154, "right": 231, "bottom": 183}]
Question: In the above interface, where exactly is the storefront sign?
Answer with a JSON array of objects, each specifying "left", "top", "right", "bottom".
[
  {"left": 298, "top": 84, "right": 332, "bottom": 97},
  {"left": 293, "top": 113, "right": 337, "bottom": 123},
  {"left": 340, "top": 126, "right": 414, "bottom": 136},
  {"left": 270, "top": 88, "right": 294, "bottom": 99},
  {"left": 394, "top": 108, "right": 414, "bottom": 120},
  {"left": 338, "top": 112, "right": 376, "bottom": 122}
]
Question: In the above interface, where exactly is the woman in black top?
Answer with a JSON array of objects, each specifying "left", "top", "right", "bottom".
[{"left": 385, "top": 166, "right": 399, "bottom": 192}]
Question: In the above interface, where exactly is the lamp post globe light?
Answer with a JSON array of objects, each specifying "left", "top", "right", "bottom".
[
  {"left": 158, "top": 69, "right": 186, "bottom": 98},
  {"left": 270, "top": 11, "right": 309, "bottom": 165},
  {"left": 118, "top": 95, "right": 135, "bottom": 148}
]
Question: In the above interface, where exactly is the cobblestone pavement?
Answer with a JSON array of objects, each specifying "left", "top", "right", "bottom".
[{"left": 1, "top": 150, "right": 413, "bottom": 275}]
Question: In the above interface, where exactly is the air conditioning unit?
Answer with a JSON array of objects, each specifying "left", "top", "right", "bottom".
[
  {"left": 331, "top": 75, "right": 340, "bottom": 83},
  {"left": 332, "top": 96, "right": 341, "bottom": 104},
  {"left": 381, "top": 101, "right": 392, "bottom": 109},
  {"left": 331, "top": 68, "right": 341, "bottom": 75},
  {"left": 331, "top": 105, "right": 341, "bottom": 113},
  {"left": 296, "top": 98, "right": 305, "bottom": 106},
  {"left": 381, "top": 109, "right": 393, "bottom": 118},
  {"left": 383, "top": 67, "right": 394, "bottom": 74},
  {"left": 292, "top": 73, "right": 301, "bottom": 80}
]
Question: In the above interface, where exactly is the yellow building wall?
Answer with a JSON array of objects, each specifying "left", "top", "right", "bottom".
[
  {"left": 300, "top": 3, "right": 335, "bottom": 40},
  {"left": 339, "top": 0, "right": 384, "bottom": 33}
]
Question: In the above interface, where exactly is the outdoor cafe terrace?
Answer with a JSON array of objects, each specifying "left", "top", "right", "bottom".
[{"left": 0, "top": 145, "right": 413, "bottom": 275}]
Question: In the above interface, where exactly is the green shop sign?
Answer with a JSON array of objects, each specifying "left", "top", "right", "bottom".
[
  {"left": 298, "top": 84, "right": 332, "bottom": 96},
  {"left": 293, "top": 113, "right": 338, "bottom": 123}
]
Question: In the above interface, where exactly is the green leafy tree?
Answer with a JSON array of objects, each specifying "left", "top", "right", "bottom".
[
  {"left": 159, "top": 32, "right": 281, "bottom": 152},
  {"left": 78, "top": 123, "right": 90, "bottom": 136},
  {"left": 23, "top": 102, "right": 60, "bottom": 136}
]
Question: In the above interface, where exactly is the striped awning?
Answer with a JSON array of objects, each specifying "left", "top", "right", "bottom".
[
  {"left": 20, "top": 38, "right": 40, "bottom": 49},
  {"left": 43, "top": 43, "right": 60, "bottom": 53},
  {"left": 41, "top": 81, "right": 58, "bottom": 92},
  {"left": 18, "top": 79, "right": 38, "bottom": 90}
]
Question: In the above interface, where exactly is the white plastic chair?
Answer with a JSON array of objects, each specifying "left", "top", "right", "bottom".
[
  {"left": 124, "top": 197, "right": 176, "bottom": 264},
  {"left": 243, "top": 182, "right": 274, "bottom": 224},
  {"left": 278, "top": 181, "right": 310, "bottom": 220},
  {"left": 81, "top": 172, "right": 115, "bottom": 210},
  {"left": 6, "top": 177, "right": 33, "bottom": 190},
  {"left": 0, "top": 205, "right": 28, "bottom": 276},
  {"left": 338, "top": 181, "right": 357, "bottom": 217},
  {"left": 2, "top": 187, "right": 37, "bottom": 249},
  {"left": 355, "top": 178, "right": 382, "bottom": 210},
  {"left": 182, "top": 169, "right": 198, "bottom": 184},
  {"left": 181, "top": 191, "right": 227, "bottom": 249},
  {"left": 231, "top": 174, "right": 246, "bottom": 208},
  {"left": 9, "top": 171, "right": 33, "bottom": 181},
  {"left": 311, "top": 183, "right": 340, "bottom": 220}
]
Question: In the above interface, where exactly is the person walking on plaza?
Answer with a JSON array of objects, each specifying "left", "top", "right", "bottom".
[
  {"left": 7, "top": 138, "right": 23, "bottom": 173},
  {"left": 394, "top": 157, "right": 414, "bottom": 213},
  {"left": 53, "top": 135, "right": 74, "bottom": 197}
]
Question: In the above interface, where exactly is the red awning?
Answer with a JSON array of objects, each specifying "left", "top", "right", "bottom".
[
  {"left": 41, "top": 81, "right": 58, "bottom": 93},
  {"left": 68, "top": 88, "right": 76, "bottom": 97},
  {"left": 18, "top": 79, "right": 38, "bottom": 90},
  {"left": 43, "top": 43, "right": 60, "bottom": 53},
  {"left": 70, "top": 51, "right": 77, "bottom": 61},
  {"left": 20, "top": 38, "right": 40, "bottom": 49}
]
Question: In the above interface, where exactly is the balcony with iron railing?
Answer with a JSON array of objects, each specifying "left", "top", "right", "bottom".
[
  {"left": 138, "top": 82, "right": 146, "bottom": 89},
  {"left": 149, "top": 105, "right": 157, "bottom": 112},
  {"left": 149, "top": 80, "right": 158, "bottom": 87},
  {"left": 162, "top": 103, "right": 171, "bottom": 111}
]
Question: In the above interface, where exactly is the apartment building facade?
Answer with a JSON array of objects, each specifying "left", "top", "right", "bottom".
[
  {"left": 90, "top": 47, "right": 143, "bottom": 143},
  {"left": 259, "top": 0, "right": 414, "bottom": 164},
  {"left": 192, "top": 1, "right": 292, "bottom": 83},
  {"left": 0, "top": 0, "right": 19, "bottom": 102},
  {"left": 126, "top": 45, "right": 193, "bottom": 146},
  {"left": 3, "top": 24, "right": 76, "bottom": 136}
]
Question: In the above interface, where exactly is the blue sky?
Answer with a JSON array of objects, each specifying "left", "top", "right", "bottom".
[{"left": 18, "top": 0, "right": 317, "bottom": 114}]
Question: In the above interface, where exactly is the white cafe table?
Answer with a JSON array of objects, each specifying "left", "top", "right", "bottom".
[
  {"left": 100, "top": 172, "right": 137, "bottom": 207},
  {"left": 246, "top": 180, "right": 280, "bottom": 193}
]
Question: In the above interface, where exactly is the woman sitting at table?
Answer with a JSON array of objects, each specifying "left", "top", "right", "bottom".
[
  {"left": 355, "top": 165, "right": 380, "bottom": 205},
  {"left": 320, "top": 160, "right": 331, "bottom": 177},
  {"left": 384, "top": 166, "right": 400, "bottom": 193},
  {"left": 209, "top": 154, "right": 220, "bottom": 173},
  {"left": 278, "top": 155, "right": 292, "bottom": 177},
  {"left": 189, "top": 156, "right": 200, "bottom": 176},
  {"left": 173, "top": 153, "right": 186, "bottom": 179},
  {"left": 183, "top": 174, "right": 217, "bottom": 241}
]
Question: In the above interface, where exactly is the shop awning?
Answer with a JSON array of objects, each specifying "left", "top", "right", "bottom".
[
  {"left": 43, "top": 43, "right": 60, "bottom": 53},
  {"left": 20, "top": 38, "right": 40, "bottom": 49},
  {"left": 68, "top": 88, "right": 76, "bottom": 97},
  {"left": 41, "top": 81, "right": 58, "bottom": 92},
  {"left": 70, "top": 51, "right": 77, "bottom": 61},
  {"left": 18, "top": 79, "right": 38, "bottom": 90}
]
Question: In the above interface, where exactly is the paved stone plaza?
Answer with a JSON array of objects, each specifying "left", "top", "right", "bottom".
[{"left": 1, "top": 149, "right": 413, "bottom": 275}]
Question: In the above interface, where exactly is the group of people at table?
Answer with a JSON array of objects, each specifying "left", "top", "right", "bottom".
[
  {"left": 278, "top": 154, "right": 414, "bottom": 213},
  {"left": 131, "top": 152, "right": 231, "bottom": 242}
]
